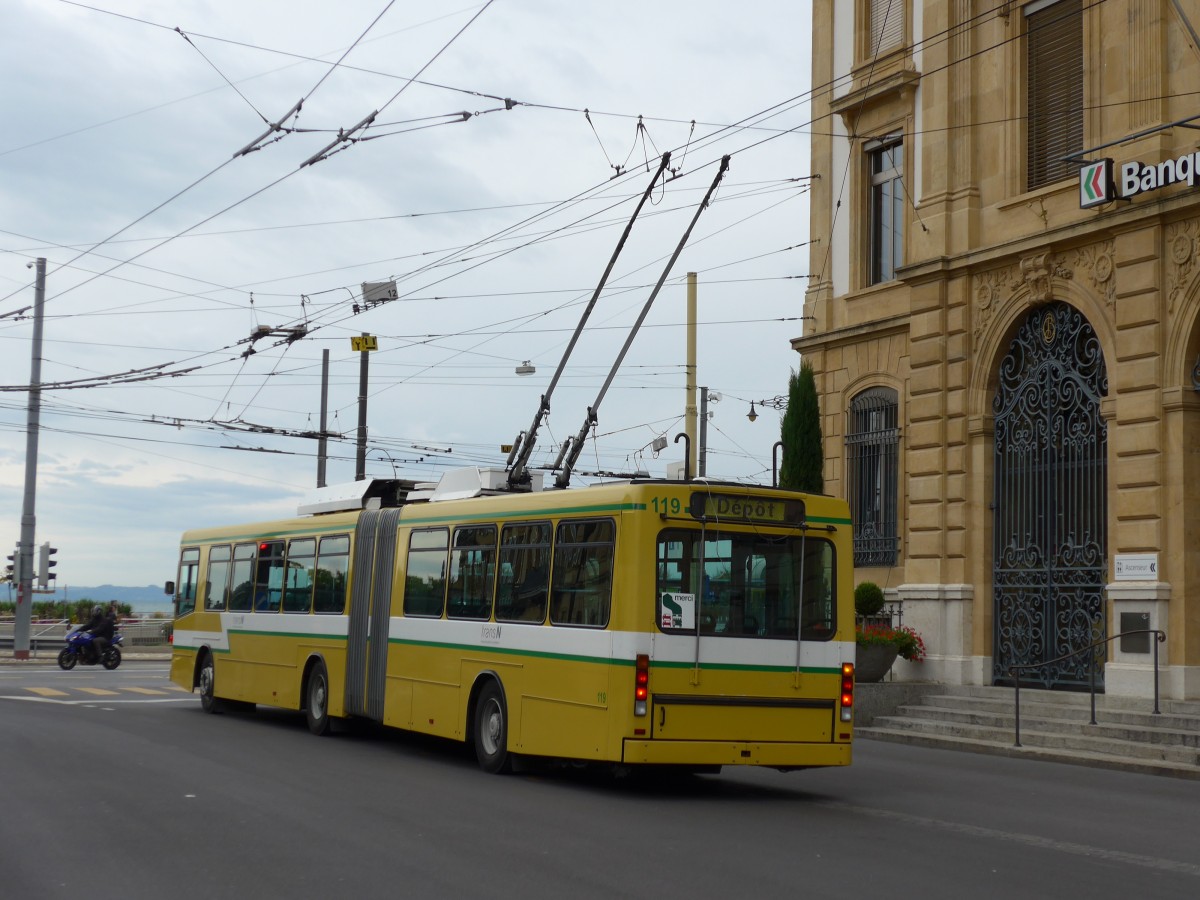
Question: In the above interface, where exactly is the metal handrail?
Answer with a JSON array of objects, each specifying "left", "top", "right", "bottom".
[{"left": 1010, "top": 629, "right": 1165, "bottom": 747}]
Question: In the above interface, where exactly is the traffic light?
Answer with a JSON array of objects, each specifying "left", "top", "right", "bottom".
[
  {"left": 4, "top": 546, "right": 18, "bottom": 584},
  {"left": 37, "top": 542, "right": 57, "bottom": 589}
]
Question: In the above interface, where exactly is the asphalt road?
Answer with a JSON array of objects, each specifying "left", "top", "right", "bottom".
[{"left": 2, "top": 662, "right": 1198, "bottom": 900}]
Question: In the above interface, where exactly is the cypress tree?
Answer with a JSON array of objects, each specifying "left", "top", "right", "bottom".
[{"left": 779, "top": 360, "right": 823, "bottom": 493}]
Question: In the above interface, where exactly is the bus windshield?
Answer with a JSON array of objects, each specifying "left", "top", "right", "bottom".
[{"left": 655, "top": 528, "right": 835, "bottom": 639}]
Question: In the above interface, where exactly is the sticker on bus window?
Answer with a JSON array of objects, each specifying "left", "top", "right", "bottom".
[{"left": 660, "top": 592, "right": 695, "bottom": 630}]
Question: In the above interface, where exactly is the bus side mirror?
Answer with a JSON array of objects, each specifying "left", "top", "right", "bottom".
[{"left": 164, "top": 581, "right": 175, "bottom": 596}]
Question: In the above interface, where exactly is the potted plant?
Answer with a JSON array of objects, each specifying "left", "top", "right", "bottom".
[
  {"left": 855, "top": 623, "right": 926, "bottom": 682},
  {"left": 854, "top": 581, "right": 886, "bottom": 618}
]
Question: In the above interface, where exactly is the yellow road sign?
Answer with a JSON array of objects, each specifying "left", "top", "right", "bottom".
[{"left": 351, "top": 335, "right": 378, "bottom": 352}]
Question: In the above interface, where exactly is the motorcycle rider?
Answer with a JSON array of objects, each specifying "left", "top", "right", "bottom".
[{"left": 88, "top": 605, "right": 115, "bottom": 663}]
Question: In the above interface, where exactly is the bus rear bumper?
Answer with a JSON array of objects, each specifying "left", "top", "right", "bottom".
[{"left": 621, "top": 739, "right": 851, "bottom": 768}]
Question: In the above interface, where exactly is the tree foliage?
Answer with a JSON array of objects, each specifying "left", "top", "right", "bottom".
[{"left": 779, "top": 360, "right": 824, "bottom": 493}]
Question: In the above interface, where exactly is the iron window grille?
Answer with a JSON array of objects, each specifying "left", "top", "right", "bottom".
[{"left": 847, "top": 387, "right": 900, "bottom": 567}]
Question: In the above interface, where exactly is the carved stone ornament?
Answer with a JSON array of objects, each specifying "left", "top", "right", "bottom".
[
  {"left": 1017, "top": 252, "right": 1073, "bottom": 304},
  {"left": 1073, "top": 241, "right": 1117, "bottom": 312},
  {"left": 973, "top": 265, "right": 1016, "bottom": 341},
  {"left": 1167, "top": 219, "right": 1198, "bottom": 315}
]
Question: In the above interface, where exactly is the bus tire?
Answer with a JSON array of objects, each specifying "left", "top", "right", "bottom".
[
  {"left": 474, "top": 680, "right": 512, "bottom": 774},
  {"left": 198, "top": 652, "right": 220, "bottom": 714},
  {"left": 305, "top": 660, "right": 331, "bottom": 736}
]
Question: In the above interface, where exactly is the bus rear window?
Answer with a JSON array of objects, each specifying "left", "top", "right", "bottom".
[{"left": 655, "top": 528, "right": 835, "bottom": 639}]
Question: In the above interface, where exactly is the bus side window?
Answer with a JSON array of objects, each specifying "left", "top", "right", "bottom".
[
  {"left": 447, "top": 525, "right": 496, "bottom": 620},
  {"left": 176, "top": 548, "right": 200, "bottom": 616},
  {"left": 254, "top": 541, "right": 285, "bottom": 612},
  {"left": 204, "top": 545, "right": 232, "bottom": 612},
  {"left": 550, "top": 519, "right": 614, "bottom": 628},
  {"left": 282, "top": 538, "right": 316, "bottom": 613},
  {"left": 404, "top": 529, "right": 448, "bottom": 617},
  {"left": 229, "top": 543, "right": 256, "bottom": 612},
  {"left": 314, "top": 535, "right": 349, "bottom": 614},
  {"left": 496, "top": 522, "right": 550, "bottom": 624}
]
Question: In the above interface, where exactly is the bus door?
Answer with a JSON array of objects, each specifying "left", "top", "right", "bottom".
[{"left": 345, "top": 508, "right": 400, "bottom": 720}]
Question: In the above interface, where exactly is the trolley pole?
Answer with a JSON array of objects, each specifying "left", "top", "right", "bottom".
[{"left": 14, "top": 258, "right": 46, "bottom": 659}]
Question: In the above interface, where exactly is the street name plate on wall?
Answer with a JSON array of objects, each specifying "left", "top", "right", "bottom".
[{"left": 1114, "top": 553, "right": 1158, "bottom": 581}]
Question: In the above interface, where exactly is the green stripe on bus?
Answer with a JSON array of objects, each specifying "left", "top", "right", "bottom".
[
  {"left": 388, "top": 637, "right": 837, "bottom": 674},
  {"left": 226, "top": 629, "right": 349, "bottom": 642},
  {"left": 397, "top": 502, "right": 646, "bottom": 526}
]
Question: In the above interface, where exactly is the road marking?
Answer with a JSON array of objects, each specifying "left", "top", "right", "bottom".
[
  {"left": 124, "top": 687, "right": 169, "bottom": 695},
  {"left": 27, "top": 687, "right": 68, "bottom": 697},
  {"left": 819, "top": 801, "right": 1200, "bottom": 877},
  {"left": 77, "top": 687, "right": 120, "bottom": 696}
]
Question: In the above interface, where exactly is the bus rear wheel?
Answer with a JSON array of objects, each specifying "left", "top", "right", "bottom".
[
  {"left": 306, "top": 660, "right": 331, "bottom": 736},
  {"left": 474, "top": 681, "right": 512, "bottom": 774}
]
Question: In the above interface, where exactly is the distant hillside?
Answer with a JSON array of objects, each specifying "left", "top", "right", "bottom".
[{"left": 59, "top": 584, "right": 173, "bottom": 613}]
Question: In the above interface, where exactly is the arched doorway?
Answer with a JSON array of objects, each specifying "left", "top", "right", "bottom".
[{"left": 992, "top": 302, "right": 1108, "bottom": 689}]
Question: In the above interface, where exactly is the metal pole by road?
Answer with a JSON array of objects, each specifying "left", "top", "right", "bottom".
[
  {"left": 355, "top": 335, "right": 369, "bottom": 481},
  {"left": 15, "top": 258, "right": 46, "bottom": 659},
  {"left": 317, "top": 348, "right": 329, "bottom": 488}
]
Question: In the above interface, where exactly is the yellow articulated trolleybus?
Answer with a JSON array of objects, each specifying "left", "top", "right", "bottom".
[{"left": 169, "top": 467, "right": 857, "bottom": 775}]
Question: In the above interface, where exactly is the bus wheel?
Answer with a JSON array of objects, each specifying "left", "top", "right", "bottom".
[
  {"left": 474, "top": 681, "right": 512, "bottom": 774},
  {"left": 199, "top": 653, "right": 219, "bottom": 714},
  {"left": 306, "top": 660, "right": 331, "bottom": 736}
]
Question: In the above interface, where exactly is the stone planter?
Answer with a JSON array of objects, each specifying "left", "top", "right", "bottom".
[{"left": 855, "top": 643, "right": 899, "bottom": 682}]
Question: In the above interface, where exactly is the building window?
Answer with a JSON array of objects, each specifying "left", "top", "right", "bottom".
[
  {"left": 846, "top": 387, "right": 899, "bottom": 567},
  {"left": 868, "top": 136, "right": 904, "bottom": 285},
  {"left": 1026, "top": 0, "right": 1083, "bottom": 191},
  {"left": 869, "top": 0, "right": 903, "bottom": 56}
]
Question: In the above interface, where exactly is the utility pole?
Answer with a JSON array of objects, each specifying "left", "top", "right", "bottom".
[
  {"left": 684, "top": 272, "right": 698, "bottom": 475},
  {"left": 699, "top": 386, "right": 709, "bottom": 477},
  {"left": 15, "top": 258, "right": 46, "bottom": 659},
  {"left": 317, "top": 348, "right": 329, "bottom": 487},
  {"left": 351, "top": 333, "right": 376, "bottom": 481}
]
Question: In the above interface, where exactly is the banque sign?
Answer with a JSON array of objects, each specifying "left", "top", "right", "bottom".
[{"left": 1079, "top": 151, "right": 1200, "bottom": 209}]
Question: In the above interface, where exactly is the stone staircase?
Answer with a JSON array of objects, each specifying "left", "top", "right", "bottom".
[{"left": 856, "top": 684, "right": 1200, "bottom": 780}]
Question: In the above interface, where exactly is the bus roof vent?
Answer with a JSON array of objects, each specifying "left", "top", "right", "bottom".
[
  {"left": 408, "top": 466, "right": 544, "bottom": 503},
  {"left": 297, "top": 478, "right": 420, "bottom": 515}
]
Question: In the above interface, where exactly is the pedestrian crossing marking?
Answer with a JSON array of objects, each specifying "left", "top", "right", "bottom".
[
  {"left": 124, "top": 687, "right": 168, "bottom": 695},
  {"left": 28, "top": 687, "right": 68, "bottom": 697},
  {"left": 77, "top": 687, "right": 120, "bottom": 696}
]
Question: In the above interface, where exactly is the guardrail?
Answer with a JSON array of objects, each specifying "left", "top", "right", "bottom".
[
  {"left": 0, "top": 617, "right": 172, "bottom": 652},
  {"left": 1009, "top": 629, "right": 1165, "bottom": 747}
]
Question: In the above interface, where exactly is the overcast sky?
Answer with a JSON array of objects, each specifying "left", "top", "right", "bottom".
[{"left": 1, "top": 0, "right": 814, "bottom": 587}]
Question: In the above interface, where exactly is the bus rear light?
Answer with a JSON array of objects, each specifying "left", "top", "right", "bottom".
[
  {"left": 840, "top": 662, "right": 854, "bottom": 722},
  {"left": 634, "top": 653, "right": 649, "bottom": 716}
]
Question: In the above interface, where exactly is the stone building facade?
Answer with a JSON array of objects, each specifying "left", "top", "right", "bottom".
[{"left": 799, "top": 1, "right": 1200, "bottom": 698}]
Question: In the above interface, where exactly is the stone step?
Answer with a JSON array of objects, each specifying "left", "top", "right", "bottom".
[
  {"left": 867, "top": 713, "right": 1200, "bottom": 765},
  {"left": 856, "top": 727, "right": 1200, "bottom": 781},
  {"left": 891, "top": 703, "right": 1200, "bottom": 747},
  {"left": 854, "top": 683, "right": 1200, "bottom": 778}
]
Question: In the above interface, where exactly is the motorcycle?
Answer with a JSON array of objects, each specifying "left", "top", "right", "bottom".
[{"left": 57, "top": 627, "right": 123, "bottom": 670}]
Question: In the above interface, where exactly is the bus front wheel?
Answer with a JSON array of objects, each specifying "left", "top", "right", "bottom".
[
  {"left": 306, "top": 660, "right": 331, "bottom": 736},
  {"left": 474, "top": 681, "right": 512, "bottom": 774},
  {"left": 199, "top": 653, "right": 219, "bottom": 714}
]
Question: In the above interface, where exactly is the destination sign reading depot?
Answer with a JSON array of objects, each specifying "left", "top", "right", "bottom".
[
  {"left": 689, "top": 492, "right": 804, "bottom": 525},
  {"left": 1080, "top": 150, "right": 1200, "bottom": 209}
]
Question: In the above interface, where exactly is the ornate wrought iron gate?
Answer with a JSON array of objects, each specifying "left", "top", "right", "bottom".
[{"left": 992, "top": 303, "right": 1108, "bottom": 689}]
